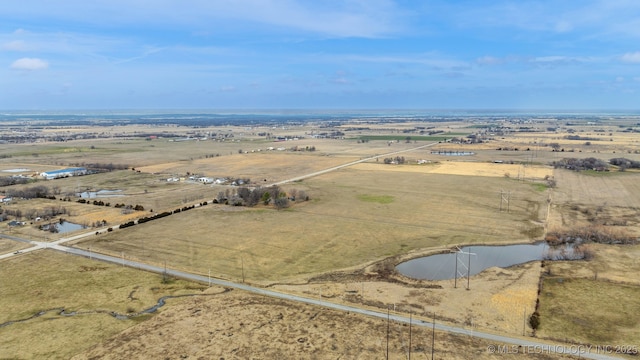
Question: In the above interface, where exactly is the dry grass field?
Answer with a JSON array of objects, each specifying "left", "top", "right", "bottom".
[
  {"left": 534, "top": 244, "right": 640, "bottom": 348},
  {"left": 0, "top": 250, "right": 211, "bottom": 359},
  {"left": 74, "top": 287, "right": 575, "bottom": 360},
  {"left": 71, "top": 163, "right": 550, "bottom": 284},
  {"left": 2, "top": 117, "right": 640, "bottom": 358},
  {"left": 547, "top": 169, "right": 640, "bottom": 237}
]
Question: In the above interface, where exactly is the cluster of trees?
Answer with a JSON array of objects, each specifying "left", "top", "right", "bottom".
[
  {"left": 564, "top": 135, "right": 598, "bottom": 141},
  {"left": 545, "top": 225, "right": 636, "bottom": 245},
  {"left": 1, "top": 205, "right": 70, "bottom": 221},
  {"left": 609, "top": 157, "right": 640, "bottom": 171},
  {"left": 289, "top": 145, "right": 316, "bottom": 152},
  {"left": 118, "top": 203, "right": 201, "bottom": 230},
  {"left": 0, "top": 176, "right": 30, "bottom": 187},
  {"left": 383, "top": 156, "right": 406, "bottom": 164},
  {"left": 77, "top": 198, "right": 111, "bottom": 206},
  {"left": 215, "top": 185, "right": 308, "bottom": 209},
  {"left": 113, "top": 203, "right": 145, "bottom": 211},
  {"left": 69, "top": 162, "right": 130, "bottom": 171},
  {"left": 551, "top": 157, "right": 609, "bottom": 171},
  {"left": 6, "top": 185, "right": 54, "bottom": 199}
]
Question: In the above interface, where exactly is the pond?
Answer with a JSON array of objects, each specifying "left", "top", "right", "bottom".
[
  {"left": 396, "top": 242, "right": 578, "bottom": 281},
  {"left": 41, "top": 221, "right": 87, "bottom": 234},
  {"left": 78, "top": 190, "right": 124, "bottom": 198}
]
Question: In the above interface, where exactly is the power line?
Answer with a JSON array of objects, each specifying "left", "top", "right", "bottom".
[{"left": 499, "top": 189, "right": 511, "bottom": 212}]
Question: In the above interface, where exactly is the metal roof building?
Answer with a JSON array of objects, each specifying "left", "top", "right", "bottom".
[{"left": 40, "top": 167, "right": 87, "bottom": 180}]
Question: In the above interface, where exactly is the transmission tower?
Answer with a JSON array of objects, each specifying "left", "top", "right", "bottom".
[
  {"left": 499, "top": 189, "right": 511, "bottom": 212},
  {"left": 453, "top": 246, "right": 477, "bottom": 289}
]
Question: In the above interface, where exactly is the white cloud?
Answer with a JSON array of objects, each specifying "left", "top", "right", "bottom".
[
  {"left": 219, "top": 86, "right": 237, "bottom": 92},
  {"left": 621, "top": 52, "right": 640, "bottom": 63},
  {"left": 10, "top": 57, "right": 49, "bottom": 70},
  {"left": 554, "top": 20, "right": 573, "bottom": 33},
  {"left": 1, "top": 1, "right": 404, "bottom": 39},
  {"left": 476, "top": 56, "right": 503, "bottom": 66},
  {"left": 2, "top": 40, "right": 28, "bottom": 51}
]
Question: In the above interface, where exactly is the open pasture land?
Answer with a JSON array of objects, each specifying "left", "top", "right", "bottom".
[
  {"left": 74, "top": 285, "right": 576, "bottom": 360},
  {"left": 0, "top": 250, "right": 213, "bottom": 360},
  {"left": 537, "top": 244, "right": 640, "bottom": 347},
  {"left": 275, "top": 260, "right": 544, "bottom": 337},
  {"left": 73, "top": 163, "right": 551, "bottom": 283},
  {"left": 547, "top": 169, "right": 640, "bottom": 236},
  {"left": 0, "top": 238, "right": 30, "bottom": 254}
]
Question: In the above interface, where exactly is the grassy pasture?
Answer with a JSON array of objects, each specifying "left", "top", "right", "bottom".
[
  {"left": 0, "top": 238, "right": 29, "bottom": 253},
  {"left": 2, "top": 118, "right": 640, "bottom": 357},
  {"left": 0, "top": 250, "right": 209, "bottom": 359},
  {"left": 74, "top": 164, "right": 549, "bottom": 283},
  {"left": 537, "top": 277, "right": 640, "bottom": 346},
  {"left": 356, "top": 134, "right": 454, "bottom": 141},
  {"left": 535, "top": 244, "right": 640, "bottom": 347},
  {"left": 547, "top": 169, "right": 640, "bottom": 237}
]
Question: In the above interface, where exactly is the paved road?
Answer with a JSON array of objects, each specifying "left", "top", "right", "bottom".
[
  {"left": 43, "top": 243, "right": 622, "bottom": 360},
  {"left": 0, "top": 141, "right": 626, "bottom": 359},
  {"left": 272, "top": 141, "right": 439, "bottom": 185}
]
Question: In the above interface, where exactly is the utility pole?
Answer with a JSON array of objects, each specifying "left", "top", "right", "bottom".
[
  {"left": 454, "top": 246, "right": 476, "bottom": 290},
  {"left": 500, "top": 189, "right": 511, "bottom": 212},
  {"left": 454, "top": 252, "right": 458, "bottom": 288},
  {"left": 408, "top": 312, "right": 412, "bottom": 360},
  {"left": 431, "top": 313, "right": 435, "bottom": 360},
  {"left": 467, "top": 249, "right": 471, "bottom": 290},
  {"left": 241, "top": 257, "right": 245, "bottom": 283},
  {"left": 386, "top": 306, "right": 390, "bottom": 360},
  {"left": 523, "top": 307, "right": 527, "bottom": 336}
]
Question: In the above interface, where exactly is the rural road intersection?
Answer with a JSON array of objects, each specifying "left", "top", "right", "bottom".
[{"left": 0, "top": 142, "right": 625, "bottom": 359}]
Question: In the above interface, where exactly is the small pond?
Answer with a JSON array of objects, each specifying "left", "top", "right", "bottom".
[
  {"left": 41, "top": 221, "right": 87, "bottom": 234},
  {"left": 78, "top": 190, "right": 124, "bottom": 198},
  {"left": 396, "top": 242, "right": 578, "bottom": 281}
]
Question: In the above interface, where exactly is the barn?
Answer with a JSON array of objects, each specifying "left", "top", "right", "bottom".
[{"left": 40, "top": 167, "right": 88, "bottom": 180}]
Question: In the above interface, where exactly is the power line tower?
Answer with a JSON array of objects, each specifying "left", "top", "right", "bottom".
[
  {"left": 499, "top": 189, "right": 511, "bottom": 212},
  {"left": 453, "top": 246, "right": 477, "bottom": 289}
]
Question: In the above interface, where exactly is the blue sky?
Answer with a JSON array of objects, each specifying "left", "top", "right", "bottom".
[{"left": 1, "top": 0, "right": 640, "bottom": 110}]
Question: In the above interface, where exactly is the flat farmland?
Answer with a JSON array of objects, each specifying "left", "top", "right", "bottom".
[
  {"left": 536, "top": 243, "right": 640, "bottom": 348},
  {"left": 0, "top": 250, "right": 212, "bottom": 360},
  {"left": 138, "top": 151, "right": 361, "bottom": 183},
  {"left": 547, "top": 169, "right": 640, "bottom": 236},
  {"left": 74, "top": 164, "right": 550, "bottom": 283},
  {"left": 74, "top": 285, "right": 576, "bottom": 360},
  {"left": 3, "top": 116, "right": 640, "bottom": 358}
]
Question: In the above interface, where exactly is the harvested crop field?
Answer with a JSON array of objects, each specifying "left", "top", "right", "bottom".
[{"left": 353, "top": 161, "right": 553, "bottom": 179}]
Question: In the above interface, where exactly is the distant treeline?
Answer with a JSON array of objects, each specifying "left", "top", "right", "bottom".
[{"left": 551, "top": 157, "right": 640, "bottom": 172}]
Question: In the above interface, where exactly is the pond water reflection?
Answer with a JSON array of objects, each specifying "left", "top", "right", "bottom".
[
  {"left": 41, "top": 221, "right": 87, "bottom": 234},
  {"left": 396, "top": 242, "right": 577, "bottom": 280},
  {"left": 78, "top": 190, "right": 124, "bottom": 198}
]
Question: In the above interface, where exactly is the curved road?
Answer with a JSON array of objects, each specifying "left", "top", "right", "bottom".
[{"left": 0, "top": 141, "right": 626, "bottom": 359}]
